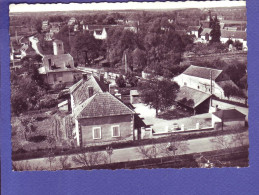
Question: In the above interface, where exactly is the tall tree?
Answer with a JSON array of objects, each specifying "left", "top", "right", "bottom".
[
  {"left": 210, "top": 16, "right": 221, "bottom": 43},
  {"left": 138, "top": 77, "right": 179, "bottom": 116}
]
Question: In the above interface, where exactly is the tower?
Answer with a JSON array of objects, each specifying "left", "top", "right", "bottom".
[{"left": 53, "top": 40, "right": 64, "bottom": 55}]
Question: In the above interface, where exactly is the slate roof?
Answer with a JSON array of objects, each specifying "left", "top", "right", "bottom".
[
  {"left": 75, "top": 92, "right": 134, "bottom": 119},
  {"left": 182, "top": 65, "right": 223, "bottom": 80},
  {"left": 221, "top": 30, "right": 247, "bottom": 40},
  {"left": 70, "top": 75, "right": 105, "bottom": 107},
  {"left": 200, "top": 28, "right": 212, "bottom": 36},
  {"left": 213, "top": 109, "right": 246, "bottom": 120},
  {"left": 175, "top": 86, "right": 211, "bottom": 108}
]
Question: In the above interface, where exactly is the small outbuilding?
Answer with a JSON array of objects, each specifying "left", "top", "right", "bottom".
[{"left": 212, "top": 109, "right": 246, "bottom": 130}]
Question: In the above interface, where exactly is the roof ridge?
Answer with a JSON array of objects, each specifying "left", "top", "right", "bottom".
[
  {"left": 106, "top": 92, "right": 135, "bottom": 114},
  {"left": 189, "top": 65, "right": 223, "bottom": 72}
]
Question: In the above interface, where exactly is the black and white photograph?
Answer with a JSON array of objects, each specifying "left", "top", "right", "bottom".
[{"left": 9, "top": 1, "right": 249, "bottom": 171}]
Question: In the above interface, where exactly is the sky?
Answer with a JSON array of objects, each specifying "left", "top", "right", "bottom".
[{"left": 9, "top": 1, "right": 246, "bottom": 13}]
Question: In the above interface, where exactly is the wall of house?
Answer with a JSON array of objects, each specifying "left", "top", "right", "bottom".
[
  {"left": 211, "top": 114, "right": 222, "bottom": 127},
  {"left": 195, "top": 98, "right": 211, "bottom": 114},
  {"left": 78, "top": 114, "right": 134, "bottom": 146},
  {"left": 47, "top": 71, "right": 74, "bottom": 85},
  {"left": 174, "top": 74, "right": 216, "bottom": 94}
]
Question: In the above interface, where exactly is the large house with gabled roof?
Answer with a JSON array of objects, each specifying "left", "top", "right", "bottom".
[
  {"left": 73, "top": 92, "right": 137, "bottom": 146},
  {"left": 173, "top": 65, "right": 246, "bottom": 113}
]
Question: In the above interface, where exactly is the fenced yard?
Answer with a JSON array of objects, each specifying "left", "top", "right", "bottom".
[{"left": 133, "top": 103, "right": 212, "bottom": 133}]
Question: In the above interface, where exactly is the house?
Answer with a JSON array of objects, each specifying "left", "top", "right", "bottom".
[
  {"left": 68, "top": 17, "right": 76, "bottom": 26},
  {"left": 173, "top": 65, "right": 245, "bottom": 104},
  {"left": 130, "top": 90, "right": 142, "bottom": 104},
  {"left": 73, "top": 92, "right": 137, "bottom": 146},
  {"left": 220, "top": 30, "right": 247, "bottom": 50},
  {"left": 93, "top": 28, "right": 107, "bottom": 40},
  {"left": 69, "top": 73, "right": 109, "bottom": 114},
  {"left": 187, "top": 26, "right": 201, "bottom": 38},
  {"left": 39, "top": 40, "right": 76, "bottom": 86},
  {"left": 212, "top": 109, "right": 246, "bottom": 130},
  {"left": 200, "top": 28, "right": 212, "bottom": 42},
  {"left": 42, "top": 20, "right": 49, "bottom": 31}
]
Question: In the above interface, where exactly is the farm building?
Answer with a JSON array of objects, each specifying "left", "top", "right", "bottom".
[{"left": 212, "top": 109, "right": 246, "bottom": 130}]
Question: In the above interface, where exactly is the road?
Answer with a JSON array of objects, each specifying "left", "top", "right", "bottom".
[
  {"left": 28, "top": 36, "right": 44, "bottom": 57},
  {"left": 13, "top": 131, "right": 249, "bottom": 170}
]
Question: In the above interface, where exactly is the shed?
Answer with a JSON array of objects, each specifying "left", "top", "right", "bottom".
[
  {"left": 130, "top": 90, "right": 142, "bottom": 104},
  {"left": 212, "top": 109, "right": 246, "bottom": 130}
]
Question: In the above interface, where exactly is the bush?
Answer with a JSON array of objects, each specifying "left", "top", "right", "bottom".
[
  {"left": 40, "top": 98, "right": 58, "bottom": 109},
  {"left": 53, "top": 82, "right": 66, "bottom": 91},
  {"left": 115, "top": 75, "right": 126, "bottom": 88}
]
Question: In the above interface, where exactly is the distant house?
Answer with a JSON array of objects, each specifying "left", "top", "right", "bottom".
[
  {"left": 124, "top": 26, "right": 138, "bottom": 33},
  {"left": 173, "top": 65, "right": 245, "bottom": 105},
  {"left": 212, "top": 109, "right": 246, "bottom": 130},
  {"left": 39, "top": 40, "right": 76, "bottom": 86},
  {"left": 93, "top": 28, "right": 107, "bottom": 40},
  {"left": 220, "top": 30, "right": 247, "bottom": 50},
  {"left": 42, "top": 20, "right": 49, "bottom": 31},
  {"left": 73, "top": 92, "right": 138, "bottom": 146},
  {"left": 68, "top": 17, "right": 76, "bottom": 26},
  {"left": 200, "top": 28, "right": 212, "bottom": 42},
  {"left": 187, "top": 26, "right": 201, "bottom": 38}
]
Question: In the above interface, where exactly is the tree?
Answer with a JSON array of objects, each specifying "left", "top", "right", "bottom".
[
  {"left": 72, "top": 151, "right": 107, "bottom": 168},
  {"left": 105, "top": 146, "right": 113, "bottom": 164},
  {"left": 138, "top": 77, "right": 179, "bottom": 116},
  {"left": 210, "top": 135, "right": 232, "bottom": 150},
  {"left": 59, "top": 156, "right": 71, "bottom": 170},
  {"left": 46, "top": 152, "right": 56, "bottom": 170},
  {"left": 74, "top": 32, "right": 101, "bottom": 66},
  {"left": 115, "top": 75, "right": 126, "bottom": 88},
  {"left": 210, "top": 16, "right": 221, "bottom": 43},
  {"left": 223, "top": 83, "right": 244, "bottom": 98}
]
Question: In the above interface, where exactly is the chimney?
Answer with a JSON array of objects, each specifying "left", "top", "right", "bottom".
[
  {"left": 115, "top": 93, "right": 122, "bottom": 99},
  {"left": 82, "top": 73, "right": 88, "bottom": 81},
  {"left": 100, "top": 73, "right": 104, "bottom": 83},
  {"left": 88, "top": 86, "right": 94, "bottom": 97}
]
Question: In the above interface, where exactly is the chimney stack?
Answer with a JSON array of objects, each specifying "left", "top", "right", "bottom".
[
  {"left": 82, "top": 73, "right": 88, "bottom": 81},
  {"left": 88, "top": 86, "right": 94, "bottom": 97},
  {"left": 100, "top": 73, "right": 104, "bottom": 84}
]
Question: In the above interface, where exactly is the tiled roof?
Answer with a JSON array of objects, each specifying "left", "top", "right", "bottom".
[
  {"left": 183, "top": 65, "right": 223, "bottom": 80},
  {"left": 70, "top": 75, "right": 106, "bottom": 106},
  {"left": 176, "top": 86, "right": 211, "bottom": 108},
  {"left": 200, "top": 28, "right": 212, "bottom": 36},
  {"left": 75, "top": 92, "right": 134, "bottom": 119},
  {"left": 213, "top": 109, "right": 246, "bottom": 120},
  {"left": 221, "top": 30, "right": 247, "bottom": 40}
]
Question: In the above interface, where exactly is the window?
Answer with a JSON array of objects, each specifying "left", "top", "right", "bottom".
[
  {"left": 197, "top": 86, "right": 200, "bottom": 89},
  {"left": 111, "top": 125, "right": 120, "bottom": 137},
  {"left": 92, "top": 127, "right": 101, "bottom": 139},
  {"left": 184, "top": 82, "right": 187, "bottom": 86}
]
